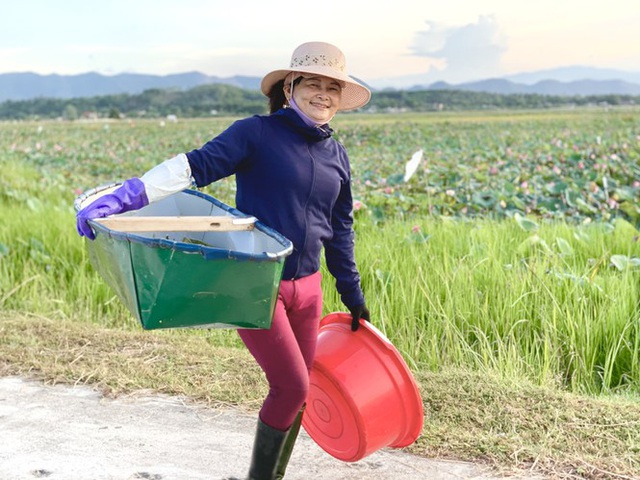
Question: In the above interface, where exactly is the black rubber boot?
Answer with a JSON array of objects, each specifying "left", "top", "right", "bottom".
[
  {"left": 274, "top": 405, "right": 305, "bottom": 480},
  {"left": 247, "top": 419, "right": 288, "bottom": 480}
]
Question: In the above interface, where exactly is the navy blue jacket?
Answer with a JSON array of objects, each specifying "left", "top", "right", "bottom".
[{"left": 185, "top": 108, "right": 365, "bottom": 309}]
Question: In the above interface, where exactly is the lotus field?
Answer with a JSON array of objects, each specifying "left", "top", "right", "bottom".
[{"left": 1, "top": 108, "right": 639, "bottom": 399}]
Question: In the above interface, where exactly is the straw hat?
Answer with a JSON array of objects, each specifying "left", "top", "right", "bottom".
[{"left": 261, "top": 42, "right": 371, "bottom": 112}]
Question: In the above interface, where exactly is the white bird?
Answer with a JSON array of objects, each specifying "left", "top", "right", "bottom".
[{"left": 404, "top": 149, "right": 424, "bottom": 182}]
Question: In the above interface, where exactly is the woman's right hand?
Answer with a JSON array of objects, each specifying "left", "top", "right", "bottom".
[{"left": 76, "top": 178, "right": 149, "bottom": 240}]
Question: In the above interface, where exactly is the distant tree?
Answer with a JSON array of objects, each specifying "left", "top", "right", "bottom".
[
  {"left": 0, "top": 85, "right": 639, "bottom": 120},
  {"left": 63, "top": 104, "right": 78, "bottom": 120}
]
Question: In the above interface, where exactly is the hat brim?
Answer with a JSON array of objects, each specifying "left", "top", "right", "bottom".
[{"left": 261, "top": 67, "right": 371, "bottom": 112}]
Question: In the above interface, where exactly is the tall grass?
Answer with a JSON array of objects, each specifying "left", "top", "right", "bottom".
[
  {"left": 325, "top": 216, "right": 640, "bottom": 396},
  {"left": 0, "top": 159, "right": 131, "bottom": 325},
  {"left": 2, "top": 166, "right": 637, "bottom": 396}
]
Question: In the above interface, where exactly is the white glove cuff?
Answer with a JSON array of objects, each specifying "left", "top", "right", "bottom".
[{"left": 140, "top": 153, "right": 194, "bottom": 203}]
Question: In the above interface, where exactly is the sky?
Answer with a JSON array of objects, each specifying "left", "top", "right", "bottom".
[{"left": 2, "top": 0, "right": 639, "bottom": 87}]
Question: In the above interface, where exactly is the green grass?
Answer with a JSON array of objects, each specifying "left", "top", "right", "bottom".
[
  {"left": 1, "top": 111, "right": 640, "bottom": 478},
  {"left": 343, "top": 216, "right": 640, "bottom": 396}
]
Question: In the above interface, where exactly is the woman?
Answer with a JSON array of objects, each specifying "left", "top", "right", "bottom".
[{"left": 76, "top": 41, "right": 371, "bottom": 480}]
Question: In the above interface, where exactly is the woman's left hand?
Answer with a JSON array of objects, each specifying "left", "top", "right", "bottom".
[{"left": 349, "top": 304, "right": 370, "bottom": 332}]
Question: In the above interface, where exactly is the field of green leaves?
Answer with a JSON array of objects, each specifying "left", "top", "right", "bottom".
[
  {"left": 2, "top": 109, "right": 640, "bottom": 478},
  {"left": 346, "top": 109, "right": 640, "bottom": 224}
]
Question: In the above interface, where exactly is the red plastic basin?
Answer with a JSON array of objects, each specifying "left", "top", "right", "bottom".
[{"left": 302, "top": 312, "right": 424, "bottom": 462}]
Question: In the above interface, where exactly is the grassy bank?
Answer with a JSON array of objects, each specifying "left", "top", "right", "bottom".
[{"left": 1, "top": 313, "right": 638, "bottom": 479}]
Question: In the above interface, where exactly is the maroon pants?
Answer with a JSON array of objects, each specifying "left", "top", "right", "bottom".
[{"left": 238, "top": 271, "right": 323, "bottom": 432}]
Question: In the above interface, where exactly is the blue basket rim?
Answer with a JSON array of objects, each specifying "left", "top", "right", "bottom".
[{"left": 75, "top": 184, "right": 293, "bottom": 262}]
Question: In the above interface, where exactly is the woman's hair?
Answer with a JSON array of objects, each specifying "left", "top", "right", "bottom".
[{"left": 267, "top": 77, "right": 303, "bottom": 113}]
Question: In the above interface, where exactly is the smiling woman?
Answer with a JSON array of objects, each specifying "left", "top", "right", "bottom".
[
  {"left": 73, "top": 41, "right": 373, "bottom": 480},
  {"left": 284, "top": 75, "right": 343, "bottom": 125}
]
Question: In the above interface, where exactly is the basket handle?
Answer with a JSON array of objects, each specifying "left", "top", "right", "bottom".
[{"left": 94, "top": 215, "right": 257, "bottom": 232}]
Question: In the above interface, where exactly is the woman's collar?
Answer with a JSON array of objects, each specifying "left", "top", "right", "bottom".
[{"left": 276, "top": 108, "right": 333, "bottom": 139}]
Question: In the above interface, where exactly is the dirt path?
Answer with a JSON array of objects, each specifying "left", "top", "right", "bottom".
[{"left": 0, "top": 376, "right": 543, "bottom": 480}]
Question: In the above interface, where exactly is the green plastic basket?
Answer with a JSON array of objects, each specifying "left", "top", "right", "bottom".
[{"left": 75, "top": 185, "right": 293, "bottom": 330}]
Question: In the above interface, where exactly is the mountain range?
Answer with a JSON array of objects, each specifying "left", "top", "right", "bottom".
[{"left": 1, "top": 66, "right": 639, "bottom": 103}]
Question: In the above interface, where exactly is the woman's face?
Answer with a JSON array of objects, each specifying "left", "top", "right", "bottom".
[{"left": 286, "top": 75, "right": 342, "bottom": 124}]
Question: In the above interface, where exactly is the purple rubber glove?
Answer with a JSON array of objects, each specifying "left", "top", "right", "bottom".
[
  {"left": 76, "top": 178, "right": 149, "bottom": 240},
  {"left": 349, "top": 304, "right": 371, "bottom": 332}
]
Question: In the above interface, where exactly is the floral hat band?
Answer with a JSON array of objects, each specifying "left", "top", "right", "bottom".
[
  {"left": 261, "top": 42, "right": 371, "bottom": 112},
  {"left": 290, "top": 53, "right": 346, "bottom": 72}
]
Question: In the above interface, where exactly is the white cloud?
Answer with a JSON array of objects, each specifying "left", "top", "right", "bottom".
[{"left": 410, "top": 15, "right": 508, "bottom": 83}]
